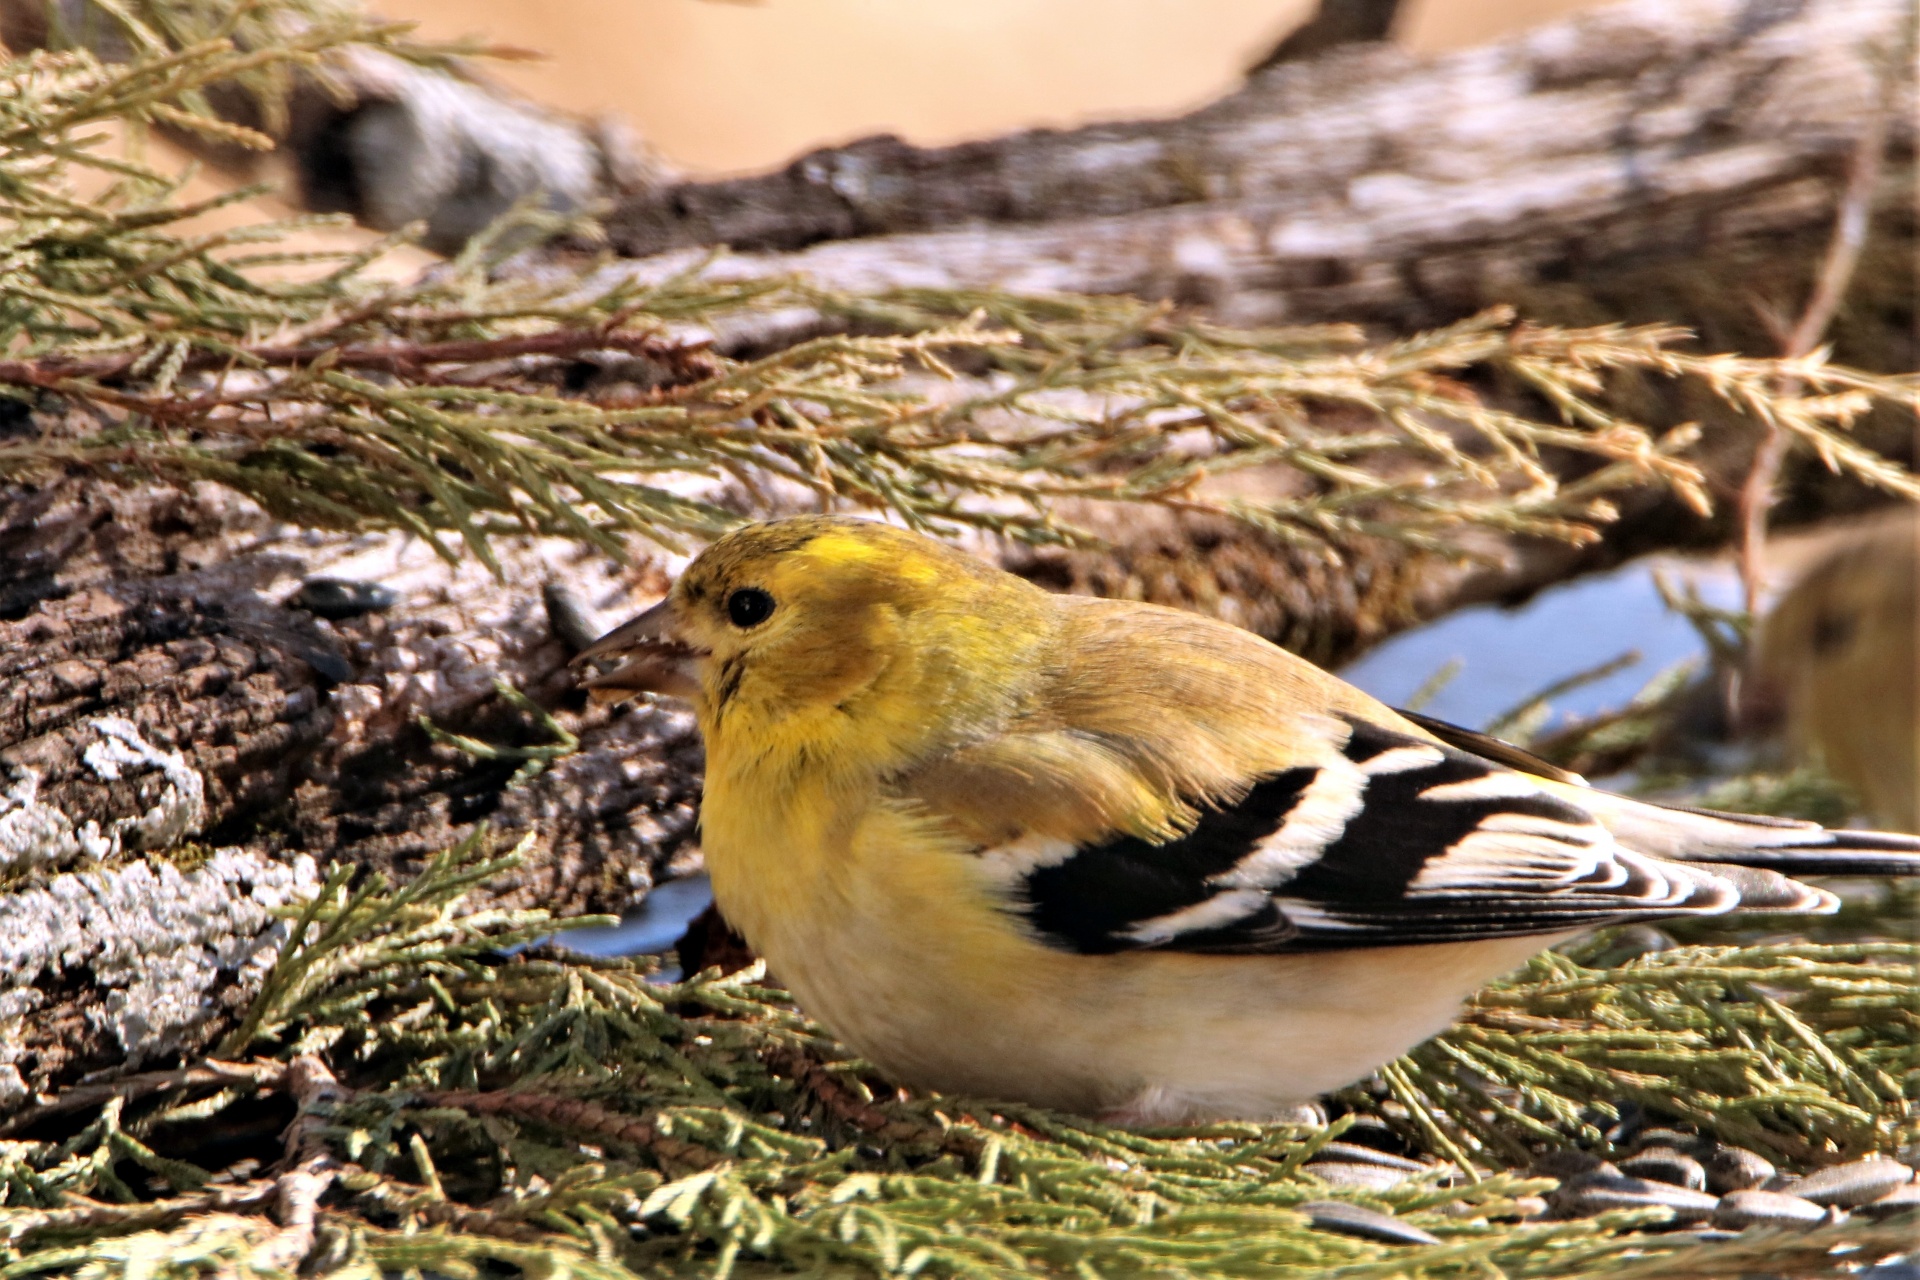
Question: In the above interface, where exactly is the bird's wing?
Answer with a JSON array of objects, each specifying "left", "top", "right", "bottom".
[{"left": 933, "top": 713, "right": 1865, "bottom": 956}]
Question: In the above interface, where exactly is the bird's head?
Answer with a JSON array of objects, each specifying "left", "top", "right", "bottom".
[{"left": 575, "top": 516, "right": 1057, "bottom": 775}]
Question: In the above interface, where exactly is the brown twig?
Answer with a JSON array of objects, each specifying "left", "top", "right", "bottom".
[
  {"left": 253, "top": 1054, "right": 350, "bottom": 1274},
  {"left": 760, "top": 1045, "right": 978, "bottom": 1156},
  {"left": 333, "top": 1170, "right": 550, "bottom": 1241},
  {"left": 0, "top": 329, "right": 711, "bottom": 390},
  {"left": 0, "top": 1059, "right": 289, "bottom": 1138},
  {"left": 419, "top": 1090, "right": 722, "bottom": 1170},
  {"left": 0, "top": 1180, "right": 283, "bottom": 1244},
  {"left": 1735, "top": 95, "right": 1893, "bottom": 616}
]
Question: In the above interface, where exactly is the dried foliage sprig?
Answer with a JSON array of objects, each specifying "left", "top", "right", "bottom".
[
  {"left": 2, "top": 837, "right": 1913, "bottom": 1280},
  {"left": 32, "top": 0, "right": 479, "bottom": 138},
  {"left": 5, "top": 43, "right": 1918, "bottom": 576}
]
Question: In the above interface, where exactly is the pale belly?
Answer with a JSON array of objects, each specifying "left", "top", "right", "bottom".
[{"left": 709, "top": 809, "right": 1557, "bottom": 1123}]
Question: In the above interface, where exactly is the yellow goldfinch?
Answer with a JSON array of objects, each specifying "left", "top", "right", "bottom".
[
  {"left": 577, "top": 516, "right": 1920, "bottom": 1125},
  {"left": 1751, "top": 511, "right": 1917, "bottom": 832}
]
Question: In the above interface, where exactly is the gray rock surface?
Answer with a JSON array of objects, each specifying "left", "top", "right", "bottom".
[
  {"left": 1703, "top": 1145, "right": 1777, "bottom": 1194},
  {"left": 1791, "top": 1159, "right": 1914, "bottom": 1208},
  {"left": 1712, "top": 1189, "right": 1829, "bottom": 1230},
  {"left": 1300, "top": 1201, "right": 1439, "bottom": 1246}
]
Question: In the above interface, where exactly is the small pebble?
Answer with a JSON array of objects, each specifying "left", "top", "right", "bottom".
[
  {"left": 1791, "top": 1158, "right": 1914, "bottom": 1208},
  {"left": 1333, "top": 1115, "right": 1416, "bottom": 1157},
  {"left": 1634, "top": 1128, "right": 1706, "bottom": 1155},
  {"left": 1273, "top": 1102, "right": 1328, "bottom": 1127},
  {"left": 1852, "top": 1184, "right": 1920, "bottom": 1220},
  {"left": 543, "top": 579, "right": 606, "bottom": 653},
  {"left": 289, "top": 576, "right": 399, "bottom": 620},
  {"left": 1509, "top": 1195, "right": 1550, "bottom": 1221},
  {"left": 1308, "top": 1143, "right": 1428, "bottom": 1172},
  {"left": 1305, "top": 1162, "right": 1410, "bottom": 1192},
  {"left": 1299, "top": 1201, "right": 1439, "bottom": 1246},
  {"left": 1588, "top": 925, "right": 1677, "bottom": 966},
  {"left": 1551, "top": 1173, "right": 1720, "bottom": 1223},
  {"left": 1619, "top": 1148, "right": 1707, "bottom": 1191},
  {"left": 1658, "top": 1229, "right": 1742, "bottom": 1244},
  {"left": 1713, "top": 1189, "right": 1828, "bottom": 1230},
  {"left": 1601, "top": 1101, "right": 1647, "bottom": 1148},
  {"left": 1703, "top": 1146, "right": 1776, "bottom": 1194},
  {"left": 1446, "top": 1195, "right": 1550, "bottom": 1221}
]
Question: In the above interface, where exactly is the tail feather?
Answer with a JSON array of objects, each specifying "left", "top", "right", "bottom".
[
  {"left": 1672, "top": 862, "right": 1841, "bottom": 913},
  {"left": 1564, "top": 788, "right": 1920, "bottom": 879},
  {"left": 1700, "top": 833, "right": 1920, "bottom": 879}
]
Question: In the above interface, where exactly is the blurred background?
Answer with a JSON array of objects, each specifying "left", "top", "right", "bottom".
[{"left": 375, "top": 0, "right": 1600, "bottom": 174}]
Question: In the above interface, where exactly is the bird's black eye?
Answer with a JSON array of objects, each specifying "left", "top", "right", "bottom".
[{"left": 726, "top": 587, "right": 775, "bottom": 629}]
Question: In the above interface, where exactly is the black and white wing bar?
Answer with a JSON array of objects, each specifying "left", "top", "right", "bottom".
[{"left": 1008, "top": 716, "right": 1916, "bottom": 956}]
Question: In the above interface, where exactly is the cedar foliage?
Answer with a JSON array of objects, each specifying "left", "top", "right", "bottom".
[
  {"left": 2, "top": 839, "right": 1913, "bottom": 1280},
  {"left": 1, "top": 6, "right": 1916, "bottom": 1278}
]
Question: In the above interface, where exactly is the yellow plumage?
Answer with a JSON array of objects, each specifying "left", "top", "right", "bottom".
[
  {"left": 578, "top": 516, "right": 1920, "bottom": 1124},
  {"left": 1752, "top": 511, "right": 1917, "bottom": 832}
]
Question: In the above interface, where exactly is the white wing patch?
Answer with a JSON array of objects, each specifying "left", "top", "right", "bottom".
[
  {"left": 977, "top": 833, "right": 1079, "bottom": 890},
  {"left": 1405, "top": 812, "right": 1617, "bottom": 894},
  {"left": 1418, "top": 774, "right": 1544, "bottom": 802},
  {"left": 1122, "top": 889, "right": 1271, "bottom": 945},
  {"left": 1216, "top": 735, "right": 1456, "bottom": 891},
  {"left": 1360, "top": 745, "right": 1448, "bottom": 775},
  {"left": 1213, "top": 755, "right": 1367, "bottom": 889}
]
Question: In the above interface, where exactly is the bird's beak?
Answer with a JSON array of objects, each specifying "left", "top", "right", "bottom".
[{"left": 571, "top": 597, "right": 706, "bottom": 702}]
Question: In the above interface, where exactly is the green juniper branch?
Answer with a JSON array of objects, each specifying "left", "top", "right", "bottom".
[{"left": 2, "top": 838, "right": 1913, "bottom": 1280}]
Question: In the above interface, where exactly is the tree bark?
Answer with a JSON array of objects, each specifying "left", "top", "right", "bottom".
[
  {"left": 0, "top": 477, "right": 703, "bottom": 1101},
  {"left": 598, "top": 0, "right": 1912, "bottom": 334},
  {"left": 1248, "top": 0, "right": 1403, "bottom": 72},
  {"left": 0, "top": 479, "right": 704, "bottom": 911}
]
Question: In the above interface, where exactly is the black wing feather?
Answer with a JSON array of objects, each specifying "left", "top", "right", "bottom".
[
  {"left": 1009, "top": 716, "right": 1756, "bottom": 955},
  {"left": 1021, "top": 769, "right": 1315, "bottom": 954},
  {"left": 1393, "top": 709, "right": 1587, "bottom": 785}
]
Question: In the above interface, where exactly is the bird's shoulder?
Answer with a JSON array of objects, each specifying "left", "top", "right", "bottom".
[{"left": 901, "top": 595, "right": 1393, "bottom": 848}]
